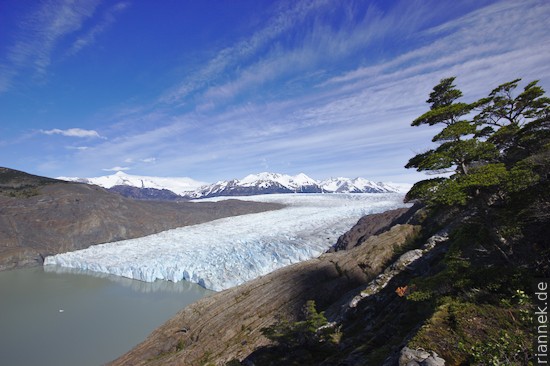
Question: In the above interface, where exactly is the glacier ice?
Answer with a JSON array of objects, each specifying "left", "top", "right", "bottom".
[{"left": 44, "top": 193, "right": 407, "bottom": 291}]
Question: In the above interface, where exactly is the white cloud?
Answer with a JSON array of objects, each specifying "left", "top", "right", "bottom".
[
  {"left": 41, "top": 128, "right": 102, "bottom": 138},
  {"left": 102, "top": 166, "right": 130, "bottom": 172}
]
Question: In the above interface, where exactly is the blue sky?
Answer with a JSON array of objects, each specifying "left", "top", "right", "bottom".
[{"left": 1, "top": 0, "right": 549, "bottom": 183}]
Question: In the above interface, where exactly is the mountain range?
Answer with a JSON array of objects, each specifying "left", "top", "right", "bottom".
[{"left": 58, "top": 171, "right": 410, "bottom": 200}]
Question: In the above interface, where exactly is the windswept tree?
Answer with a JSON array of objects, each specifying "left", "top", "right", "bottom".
[
  {"left": 405, "top": 77, "right": 496, "bottom": 176},
  {"left": 406, "top": 77, "right": 549, "bottom": 263},
  {"left": 405, "top": 77, "right": 549, "bottom": 207}
]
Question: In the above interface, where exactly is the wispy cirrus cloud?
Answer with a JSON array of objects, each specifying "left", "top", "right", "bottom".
[
  {"left": 4, "top": 0, "right": 100, "bottom": 73},
  {"left": 66, "top": 2, "right": 130, "bottom": 57},
  {"left": 165, "top": 0, "right": 468, "bottom": 108},
  {"left": 41, "top": 128, "right": 103, "bottom": 138},
  {"left": 324, "top": 0, "right": 550, "bottom": 90},
  {"left": 0, "top": 0, "right": 128, "bottom": 93},
  {"left": 159, "top": 0, "right": 332, "bottom": 104}
]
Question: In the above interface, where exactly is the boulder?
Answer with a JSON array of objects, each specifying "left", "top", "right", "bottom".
[{"left": 399, "top": 347, "right": 445, "bottom": 366}]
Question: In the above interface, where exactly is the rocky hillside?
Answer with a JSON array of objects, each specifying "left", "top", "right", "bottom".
[
  {"left": 108, "top": 205, "right": 422, "bottom": 366},
  {"left": 0, "top": 167, "right": 281, "bottom": 271}
]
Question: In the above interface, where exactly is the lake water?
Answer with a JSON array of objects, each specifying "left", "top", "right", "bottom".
[{"left": 0, "top": 266, "right": 212, "bottom": 366}]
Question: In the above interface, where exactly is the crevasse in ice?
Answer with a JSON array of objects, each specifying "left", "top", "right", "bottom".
[{"left": 44, "top": 193, "right": 407, "bottom": 291}]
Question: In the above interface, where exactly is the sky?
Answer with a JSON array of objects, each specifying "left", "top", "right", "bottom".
[{"left": 1, "top": 0, "right": 549, "bottom": 184}]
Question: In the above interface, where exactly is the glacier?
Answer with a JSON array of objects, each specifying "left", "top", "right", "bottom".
[{"left": 44, "top": 193, "right": 407, "bottom": 291}]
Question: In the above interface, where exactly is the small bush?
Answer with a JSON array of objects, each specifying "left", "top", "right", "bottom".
[{"left": 261, "top": 300, "right": 336, "bottom": 349}]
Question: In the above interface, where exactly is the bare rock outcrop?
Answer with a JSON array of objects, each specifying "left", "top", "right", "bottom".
[
  {"left": 330, "top": 204, "right": 421, "bottom": 252},
  {"left": 398, "top": 347, "right": 446, "bottom": 366}
]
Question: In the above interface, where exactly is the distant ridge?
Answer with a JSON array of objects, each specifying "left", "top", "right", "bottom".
[{"left": 58, "top": 171, "right": 410, "bottom": 200}]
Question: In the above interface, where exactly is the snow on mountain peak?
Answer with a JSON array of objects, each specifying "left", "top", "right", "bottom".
[
  {"left": 58, "top": 171, "right": 407, "bottom": 199},
  {"left": 58, "top": 172, "right": 207, "bottom": 195},
  {"left": 240, "top": 172, "right": 316, "bottom": 189},
  {"left": 291, "top": 173, "right": 317, "bottom": 186},
  {"left": 241, "top": 172, "right": 281, "bottom": 184},
  {"left": 318, "top": 176, "right": 395, "bottom": 193}
]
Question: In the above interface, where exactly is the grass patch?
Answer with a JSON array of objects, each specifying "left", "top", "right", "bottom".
[
  {"left": 409, "top": 300, "right": 533, "bottom": 365},
  {"left": 0, "top": 186, "right": 41, "bottom": 198}
]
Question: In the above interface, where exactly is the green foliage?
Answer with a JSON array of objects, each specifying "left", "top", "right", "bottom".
[
  {"left": 425, "top": 77, "right": 463, "bottom": 110},
  {"left": 505, "top": 163, "right": 540, "bottom": 193},
  {"left": 402, "top": 215, "right": 540, "bottom": 364},
  {"left": 404, "top": 178, "right": 446, "bottom": 202},
  {"left": 412, "top": 77, "right": 472, "bottom": 127},
  {"left": 467, "top": 330, "right": 532, "bottom": 366},
  {"left": 406, "top": 77, "right": 550, "bottom": 208},
  {"left": 1, "top": 187, "right": 41, "bottom": 198},
  {"left": 475, "top": 78, "right": 550, "bottom": 129},
  {"left": 432, "top": 119, "right": 476, "bottom": 142},
  {"left": 430, "top": 178, "right": 469, "bottom": 206},
  {"left": 406, "top": 289, "right": 433, "bottom": 302},
  {"left": 464, "top": 163, "right": 506, "bottom": 185},
  {"left": 409, "top": 295, "right": 533, "bottom": 365},
  {"left": 405, "top": 148, "right": 453, "bottom": 172},
  {"left": 412, "top": 102, "right": 473, "bottom": 127},
  {"left": 261, "top": 300, "right": 336, "bottom": 350}
]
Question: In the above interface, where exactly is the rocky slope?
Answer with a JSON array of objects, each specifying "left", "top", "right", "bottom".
[
  {"left": 0, "top": 167, "right": 281, "bottom": 271},
  {"left": 108, "top": 206, "right": 423, "bottom": 366},
  {"left": 108, "top": 185, "right": 183, "bottom": 201},
  {"left": 328, "top": 205, "right": 418, "bottom": 252}
]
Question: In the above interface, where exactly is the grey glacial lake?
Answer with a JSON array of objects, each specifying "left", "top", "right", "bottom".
[{"left": 0, "top": 266, "right": 212, "bottom": 366}]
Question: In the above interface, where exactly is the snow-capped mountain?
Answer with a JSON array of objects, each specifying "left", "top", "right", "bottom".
[
  {"left": 58, "top": 171, "right": 207, "bottom": 196},
  {"left": 191, "top": 172, "right": 324, "bottom": 199},
  {"left": 58, "top": 171, "right": 408, "bottom": 200},
  {"left": 319, "top": 177, "right": 400, "bottom": 193}
]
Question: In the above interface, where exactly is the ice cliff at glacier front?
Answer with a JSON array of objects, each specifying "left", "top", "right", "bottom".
[{"left": 45, "top": 193, "right": 407, "bottom": 291}]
